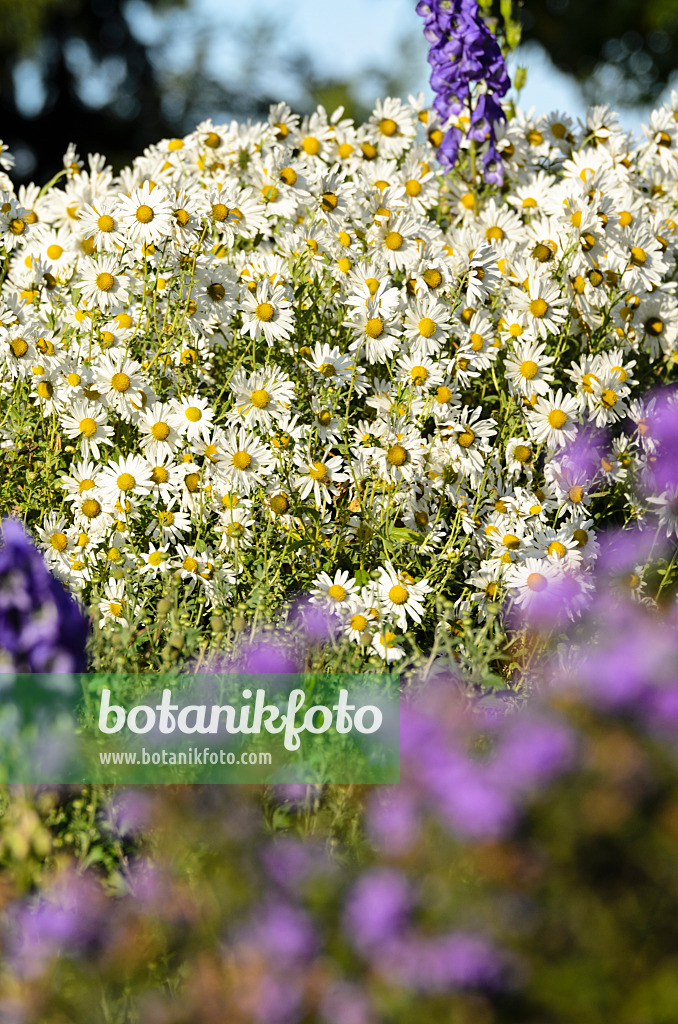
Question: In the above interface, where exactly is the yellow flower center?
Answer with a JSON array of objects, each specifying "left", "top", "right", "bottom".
[
  {"left": 183, "top": 556, "right": 199, "bottom": 573},
  {"left": 409, "top": 365, "right": 428, "bottom": 385},
  {"left": 183, "top": 471, "right": 199, "bottom": 490},
  {"left": 174, "top": 208, "right": 190, "bottom": 226},
  {"left": 470, "top": 333, "right": 485, "bottom": 351},
  {"left": 111, "top": 372, "right": 130, "bottom": 393},
  {"left": 527, "top": 572, "right": 547, "bottom": 591},
  {"left": 255, "top": 302, "right": 275, "bottom": 322},
  {"left": 37, "top": 381, "right": 53, "bottom": 399},
  {"left": 79, "top": 417, "right": 97, "bottom": 437},
  {"left": 436, "top": 386, "right": 452, "bottom": 404},
  {"left": 232, "top": 451, "right": 252, "bottom": 470},
  {"left": 568, "top": 485, "right": 584, "bottom": 503},
  {"left": 50, "top": 532, "right": 68, "bottom": 551},
  {"left": 630, "top": 246, "right": 647, "bottom": 266},
  {"left": 601, "top": 389, "right": 617, "bottom": 408},
  {"left": 548, "top": 541, "right": 566, "bottom": 558},
  {"left": 185, "top": 406, "right": 202, "bottom": 422},
  {"left": 350, "top": 613, "right": 368, "bottom": 631},
  {"left": 212, "top": 203, "right": 229, "bottom": 221},
  {"left": 321, "top": 191, "right": 338, "bottom": 211},
  {"left": 337, "top": 257, "right": 351, "bottom": 273},
  {"left": 208, "top": 283, "right": 225, "bottom": 301},
  {"left": 302, "top": 136, "right": 321, "bottom": 155},
  {"left": 384, "top": 231, "right": 403, "bottom": 251},
  {"left": 378, "top": 118, "right": 398, "bottom": 136},
  {"left": 363, "top": 317, "right": 384, "bottom": 339},
  {"left": 418, "top": 317, "right": 436, "bottom": 337},
  {"left": 309, "top": 461, "right": 327, "bottom": 481},
  {"left": 79, "top": 478, "right": 95, "bottom": 493},
  {"left": 486, "top": 226, "right": 504, "bottom": 241},
  {"left": 388, "top": 584, "right": 408, "bottom": 605},
  {"left": 96, "top": 272, "right": 114, "bottom": 291},
  {"left": 148, "top": 551, "right": 164, "bottom": 566},
  {"left": 280, "top": 166, "right": 297, "bottom": 185},
  {"left": 82, "top": 498, "right": 101, "bottom": 518},
  {"left": 317, "top": 408, "right": 332, "bottom": 426},
  {"left": 406, "top": 179, "right": 422, "bottom": 196},
  {"left": 318, "top": 362, "right": 336, "bottom": 378},
  {"left": 514, "top": 444, "right": 531, "bottom": 463},
  {"left": 328, "top": 584, "right": 346, "bottom": 601},
  {"left": 269, "top": 493, "right": 289, "bottom": 514},
  {"left": 529, "top": 298, "right": 548, "bottom": 318},
  {"left": 152, "top": 422, "right": 170, "bottom": 440},
  {"left": 117, "top": 473, "right": 135, "bottom": 491},
  {"left": 109, "top": 602, "right": 123, "bottom": 618},
  {"left": 520, "top": 359, "right": 539, "bottom": 379},
  {"left": 645, "top": 317, "right": 663, "bottom": 336},
  {"left": 9, "top": 218, "right": 25, "bottom": 235},
  {"left": 423, "top": 268, "right": 442, "bottom": 288},
  {"left": 46, "top": 244, "right": 63, "bottom": 260},
  {"left": 261, "top": 185, "right": 279, "bottom": 202},
  {"left": 548, "top": 409, "right": 567, "bottom": 429},
  {"left": 503, "top": 534, "right": 521, "bottom": 550},
  {"left": 136, "top": 204, "right": 154, "bottom": 223},
  {"left": 10, "top": 338, "right": 28, "bottom": 357},
  {"left": 97, "top": 214, "right": 114, "bottom": 233},
  {"left": 386, "top": 443, "right": 408, "bottom": 466},
  {"left": 573, "top": 528, "right": 588, "bottom": 547},
  {"left": 457, "top": 428, "right": 475, "bottom": 448},
  {"left": 251, "top": 389, "right": 270, "bottom": 409}
]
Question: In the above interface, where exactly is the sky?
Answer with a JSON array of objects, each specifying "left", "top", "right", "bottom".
[
  {"left": 123, "top": 0, "right": 668, "bottom": 133},
  {"left": 15, "top": 0, "right": 672, "bottom": 137}
]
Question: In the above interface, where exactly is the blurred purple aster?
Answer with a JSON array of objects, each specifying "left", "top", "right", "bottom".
[
  {"left": 0, "top": 518, "right": 89, "bottom": 673},
  {"left": 639, "top": 385, "right": 678, "bottom": 492},
  {"left": 243, "top": 900, "right": 317, "bottom": 965},
  {"left": 8, "top": 871, "right": 105, "bottom": 978},
  {"left": 343, "top": 868, "right": 411, "bottom": 952}
]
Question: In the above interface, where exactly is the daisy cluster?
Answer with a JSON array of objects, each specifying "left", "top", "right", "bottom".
[{"left": 1, "top": 92, "right": 678, "bottom": 663}]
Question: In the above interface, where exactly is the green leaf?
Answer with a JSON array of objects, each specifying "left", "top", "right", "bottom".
[{"left": 389, "top": 527, "right": 425, "bottom": 545}]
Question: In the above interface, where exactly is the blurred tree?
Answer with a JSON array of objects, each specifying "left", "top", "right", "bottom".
[
  {"left": 0, "top": 0, "right": 422, "bottom": 184},
  {"left": 518, "top": 0, "right": 678, "bottom": 106},
  {"left": 0, "top": 0, "right": 187, "bottom": 180}
]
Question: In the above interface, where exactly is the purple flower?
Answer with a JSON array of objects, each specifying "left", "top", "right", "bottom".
[
  {"left": 490, "top": 714, "right": 576, "bottom": 793},
  {"left": 107, "top": 788, "right": 154, "bottom": 837},
  {"left": 372, "top": 930, "right": 508, "bottom": 992},
  {"left": 639, "top": 386, "right": 678, "bottom": 491},
  {"left": 417, "top": 0, "right": 510, "bottom": 178},
  {"left": 321, "top": 982, "right": 375, "bottom": 1024},
  {"left": 244, "top": 901, "right": 317, "bottom": 964},
  {"left": 8, "top": 871, "right": 105, "bottom": 978},
  {"left": 367, "top": 788, "right": 420, "bottom": 854},
  {"left": 0, "top": 519, "right": 89, "bottom": 673},
  {"left": 343, "top": 868, "right": 411, "bottom": 951}
]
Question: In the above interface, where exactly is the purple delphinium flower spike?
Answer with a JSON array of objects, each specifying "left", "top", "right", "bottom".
[{"left": 416, "top": 0, "right": 510, "bottom": 179}]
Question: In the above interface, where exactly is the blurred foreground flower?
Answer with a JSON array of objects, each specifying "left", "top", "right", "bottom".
[{"left": 0, "top": 518, "right": 89, "bottom": 673}]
